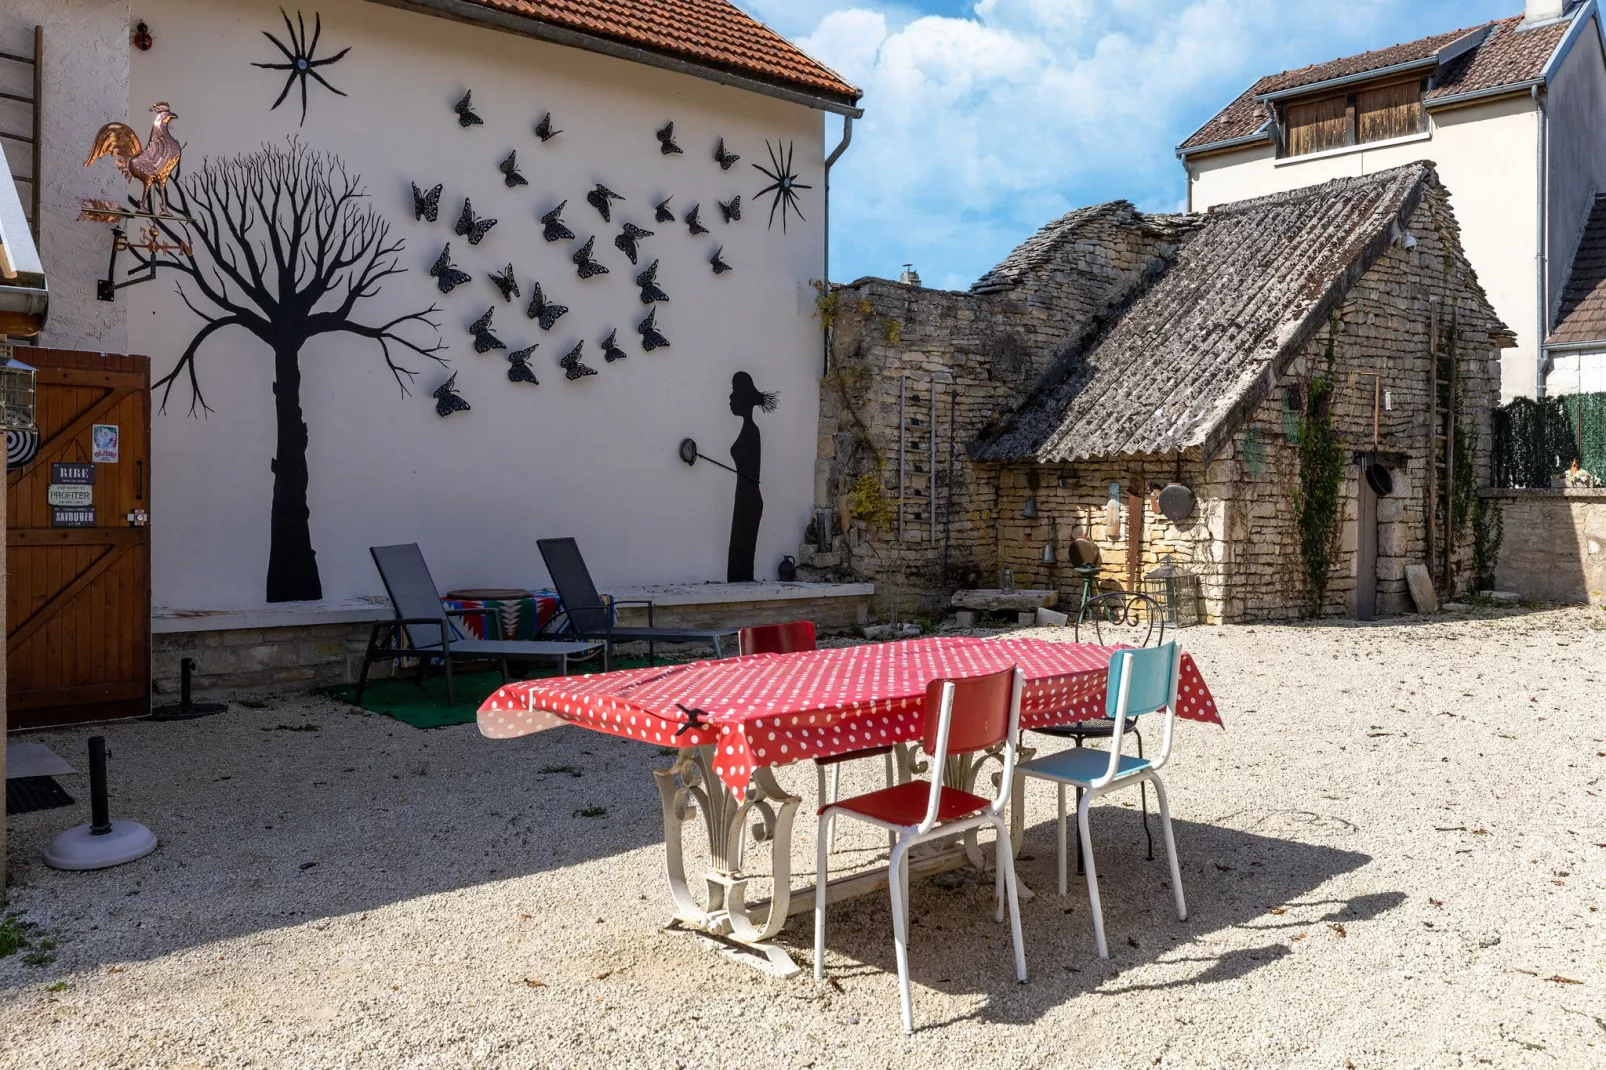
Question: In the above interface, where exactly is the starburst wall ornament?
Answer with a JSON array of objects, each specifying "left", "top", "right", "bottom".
[{"left": 252, "top": 8, "right": 351, "bottom": 127}]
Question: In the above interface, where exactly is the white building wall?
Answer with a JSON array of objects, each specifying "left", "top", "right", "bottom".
[
  {"left": 0, "top": 0, "right": 131, "bottom": 351},
  {"left": 1188, "top": 95, "right": 1540, "bottom": 402},
  {"left": 122, "top": 0, "right": 827, "bottom": 609}
]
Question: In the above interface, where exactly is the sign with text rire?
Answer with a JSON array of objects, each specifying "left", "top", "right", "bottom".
[{"left": 51, "top": 462, "right": 95, "bottom": 485}]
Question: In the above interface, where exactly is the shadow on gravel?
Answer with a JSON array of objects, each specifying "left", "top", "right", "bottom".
[{"left": 799, "top": 805, "right": 1384, "bottom": 1032}]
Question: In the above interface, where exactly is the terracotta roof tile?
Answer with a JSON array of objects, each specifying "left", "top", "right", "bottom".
[
  {"left": 445, "top": 0, "right": 860, "bottom": 104},
  {"left": 1551, "top": 194, "right": 1606, "bottom": 344},
  {"left": 1180, "top": 15, "right": 1570, "bottom": 153}
]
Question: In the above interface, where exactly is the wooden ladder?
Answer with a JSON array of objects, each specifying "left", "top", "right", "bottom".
[{"left": 0, "top": 26, "right": 42, "bottom": 242}]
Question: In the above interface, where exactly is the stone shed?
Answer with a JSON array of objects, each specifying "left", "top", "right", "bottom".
[{"left": 802, "top": 162, "right": 1513, "bottom": 622}]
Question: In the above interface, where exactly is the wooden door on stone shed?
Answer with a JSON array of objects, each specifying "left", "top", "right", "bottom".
[{"left": 7, "top": 349, "right": 151, "bottom": 728}]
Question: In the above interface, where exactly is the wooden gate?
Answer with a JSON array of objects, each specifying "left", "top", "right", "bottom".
[{"left": 7, "top": 349, "right": 150, "bottom": 728}]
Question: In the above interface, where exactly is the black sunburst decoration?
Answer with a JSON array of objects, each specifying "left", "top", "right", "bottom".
[
  {"left": 753, "top": 140, "right": 812, "bottom": 232},
  {"left": 252, "top": 8, "right": 351, "bottom": 127}
]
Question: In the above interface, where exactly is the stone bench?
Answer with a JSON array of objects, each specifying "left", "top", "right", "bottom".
[{"left": 950, "top": 588, "right": 1059, "bottom": 627}]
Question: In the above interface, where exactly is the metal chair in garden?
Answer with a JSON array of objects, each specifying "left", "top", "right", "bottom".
[
  {"left": 537, "top": 537, "right": 739, "bottom": 670},
  {"left": 741, "top": 621, "right": 898, "bottom": 852},
  {"left": 815, "top": 666, "right": 1028, "bottom": 1034},
  {"left": 361, "top": 544, "right": 602, "bottom": 706},
  {"left": 1018, "top": 642, "right": 1188, "bottom": 958}
]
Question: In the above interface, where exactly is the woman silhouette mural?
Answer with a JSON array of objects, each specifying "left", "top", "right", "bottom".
[{"left": 726, "top": 372, "right": 776, "bottom": 582}]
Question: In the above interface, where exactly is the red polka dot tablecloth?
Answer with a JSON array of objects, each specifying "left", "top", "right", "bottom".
[{"left": 478, "top": 637, "right": 1220, "bottom": 799}]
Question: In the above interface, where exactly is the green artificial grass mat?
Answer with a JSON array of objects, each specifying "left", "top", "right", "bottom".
[{"left": 322, "top": 655, "right": 694, "bottom": 729}]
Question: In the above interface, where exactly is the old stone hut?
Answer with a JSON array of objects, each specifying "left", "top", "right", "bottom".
[{"left": 802, "top": 162, "right": 1512, "bottom": 622}]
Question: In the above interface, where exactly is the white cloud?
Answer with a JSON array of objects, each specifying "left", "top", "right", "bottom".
[{"left": 790, "top": 0, "right": 1498, "bottom": 289}]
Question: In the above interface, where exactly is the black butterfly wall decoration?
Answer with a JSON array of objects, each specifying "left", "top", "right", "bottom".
[
  {"left": 601, "top": 329, "right": 628, "bottom": 363},
  {"left": 637, "top": 307, "right": 670, "bottom": 352},
  {"left": 714, "top": 137, "right": 739, "bottom": 170},
  {"left": 412, "top": 182, "right": 442, "bottom": 223},
  {"left": 719, "top": 196, "right": 741, "bottom": 224},
  {"left": 500, "top": 151, "right": 528, "bottom": 188},
  {"left": 613, "top": 222, "right": 654, "bottom": 265},
  {"left": 636, "top": 260, "right": 669, "bottom": 304},
  {"left": 654, "top": 196, "right": 676, "bottom": 224},
  {"left": 753, "top": 139, "right": 812, "bottom": 232},
  {"left": 455, "top": 198, "right": 497, "bottom": 245},
  {"left": 534, "top": 111, "right": 561, "bottom": 142},
  {"left": 526, "top": 282, "right": 569, "bottom": 330},
  {"left": 684, "top": 204, "right": 709, "bottom": 236},
  {"left": 710, "top": 247, "right": 731, "bottom": 275},
  {"left": 541, "top": 201, "right": 574, "bottom": 243},
  {"left": 469, "top": 307, "right": 507, "bottom": 354},
  {"left": 429, "top": 244, "right": 472, "bottom": 294},
  {"left": 433, "top": 373, "right": 470, "bottom": 417},
  {"left": 559, "top": 341, "right": 598, "bottom": 380},
  {"left": 507, "top": 344, "right": 540, "bottom": 385},
  {"left": 656, "top": 121, "right": 683, "bottom": 155},
  {"left": 572, "top": 236, "right": 609, "bottom": 279},
  {"left": 586, "top": 184, "right": 623, "bottom": 222},
  {"left": 488, "top": 264, "right": 520, "bottom": 302},
  {"left": 454, "top": 90, "right": 483, "bottom": 127}
]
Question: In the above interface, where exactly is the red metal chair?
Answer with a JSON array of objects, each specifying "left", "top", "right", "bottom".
[
  {"left": 814, "top": 666, "right": 1028, "bottom": 1034},
  {"left": 740, "top": 621, "right": 896, "bottom": 853}
]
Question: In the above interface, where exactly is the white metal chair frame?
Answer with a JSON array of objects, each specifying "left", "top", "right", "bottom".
[
  {"left": 814, "top": 668, "right": 1028, "bottom": 1035},
  {"left": 1022, "top": 643, "right": 1187, "bottom": 959}
]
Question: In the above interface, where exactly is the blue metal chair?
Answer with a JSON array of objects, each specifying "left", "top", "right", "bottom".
[{"left": 1018, "top": 641, "right": 1188, "bottom": 958}]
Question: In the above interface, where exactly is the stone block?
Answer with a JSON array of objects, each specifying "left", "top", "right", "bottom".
[
  {"left": 1404, "top": 564, "right": 1438, "bottom": 613},
  {"left": 954, "top": 609, "right": 979, "bottom": 627}
]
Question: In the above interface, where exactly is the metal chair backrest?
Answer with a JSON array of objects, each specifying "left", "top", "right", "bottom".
[
  {"left": 1075, "top": 590, "right": 1166, "bottom": 647},
  {"left": 1095, "top": 641, "right": 1183, "bottom": 784},
  {"left": 537, "top": 537, "right": 612, "bottom": 636},
  {"left": 739, "top": 620, "right": 817, "bottom": 656},
  {"left": 370, "top": 543, "right": 446, "bottom": 649},
  {"left": 915, "top": 666, "right": 1023, "bottom": 832}
]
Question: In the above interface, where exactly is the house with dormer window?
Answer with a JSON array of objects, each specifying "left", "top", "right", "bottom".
[{"left": 1178, "top": 0, "right": 1606, "bottom": 401}]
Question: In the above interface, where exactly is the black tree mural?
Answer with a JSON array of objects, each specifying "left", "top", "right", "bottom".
[{"left": 150, "top": 139, "right": 445, "bottom": 602}]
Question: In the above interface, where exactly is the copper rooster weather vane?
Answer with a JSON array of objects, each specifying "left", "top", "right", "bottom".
[{"left": 84, "top": 101, "right": 183, "bottom": 216}]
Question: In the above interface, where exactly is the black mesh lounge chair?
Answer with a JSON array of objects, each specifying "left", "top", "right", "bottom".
[
  {"left": 537, "top": 537, "right": 739, "bottom": 670},
  {"left": 359, "top": 544, "right": 604, "bottom": 706}
]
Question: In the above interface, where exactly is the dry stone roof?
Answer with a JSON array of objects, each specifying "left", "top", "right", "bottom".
[
  {"left": 971, "top": 203, "right": 1184, "bottom": 293},
  {"left": 975, "top": 163, "right": 1453, "bottom": 464},
  {"left": 1179, "top": 14, "right": 1573, "bottom": 154}
]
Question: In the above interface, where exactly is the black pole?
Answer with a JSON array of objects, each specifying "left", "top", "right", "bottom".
[
  {"left": 88, "top": 736, "right": 111, "bottom": 836},
  {"left": 180, "top": 657, "right": 195, "bottom": 712}
]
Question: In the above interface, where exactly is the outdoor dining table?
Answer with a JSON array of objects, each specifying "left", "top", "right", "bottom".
[{"left": 478, "top": 635, "right": 1220, "bottom": 975}]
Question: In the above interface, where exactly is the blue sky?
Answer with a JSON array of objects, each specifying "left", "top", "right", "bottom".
[{"left": 738, "top": 0, "right": 1519, "bottom": 291}]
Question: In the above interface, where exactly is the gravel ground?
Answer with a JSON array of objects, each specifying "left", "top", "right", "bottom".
[{"left": 2, "top": 607, "right": 1604, "bottom": 1069}]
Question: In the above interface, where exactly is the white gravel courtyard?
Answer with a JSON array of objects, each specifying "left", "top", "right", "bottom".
[{"left": 1, "top": 607, "right": 1603, "bottom": 1068}]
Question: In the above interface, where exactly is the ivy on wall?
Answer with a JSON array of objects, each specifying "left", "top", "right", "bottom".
[{"left": 1295, "top": 318, "right": 1346, "bottom": 617}]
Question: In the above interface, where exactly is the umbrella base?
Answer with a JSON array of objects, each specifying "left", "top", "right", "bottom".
[{"left": 44, "top": 820, "right": 158, "bottom": 870}]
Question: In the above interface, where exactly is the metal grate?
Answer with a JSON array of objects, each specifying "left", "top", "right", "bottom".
[{"left": 1143, "top": 558, "right": 1202, "bottom": 628}]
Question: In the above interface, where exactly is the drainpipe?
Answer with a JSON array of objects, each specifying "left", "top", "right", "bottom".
[
  {"left": 1535, "top": 84, "right": 1549, "bottom": 397},
  {"left": 822, "top": 115, "right": 855, "bottom": 376}
]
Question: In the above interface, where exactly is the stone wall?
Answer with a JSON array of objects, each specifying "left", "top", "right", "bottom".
[
  {"left": 1481, "top": 488, "right": 1606, "bottom": 604},
  {"left": 153, "top": 622, "right": 386, "bottom": 698},
  {"left": 804, "top": 184, "right": 1506, "bottom": 621}
]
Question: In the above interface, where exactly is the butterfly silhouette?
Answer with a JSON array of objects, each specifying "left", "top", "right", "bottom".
[
  {"left": 469, "top": 307, "right": 507, "bottom": 354},
  {"left": 654, "top": 196, "right": 676, "bottom": 224},
  {"left": 559, "top": 340, "right": 598, "bottom": 380},
  {"left": 601, "top": 329, "right": 628, "bottom": 363},
  {"left": 684, "top": 204, "right": 709, "bottom": 236},
  {"left": 541, "top": 200, "right": 574, "bottom": 243},
  {"left": 454, "top": 90, "right": 483, "bottom": 127},
  {"left": 507, "top": 344, "right": 540, "bottom": 385},
  {"left": 613, "top": 222, "right": 654, "bottom": 265},
  {"left": 412, "top": 182, "right": 442, "bottom": 222},
  {"left": 636, "top": 260, "right": 669, "bottom": 304},
  {"left": 719, "top": 196, "right": 741, "bottom": 224},
  {"left": 534, "top": 111, "right": 561, "bottom": 142},
  {"left": 637, "top": 307, "right": 670, "bottom": 351},
  {"left": 526, "top": 282, "right": 569, "bottom": 331},
  {"left": 455, "top": 198, "right": 497, "bottom": 245},
  {"left": 500, "top": 151, "right": 528, "bottom": 188},
  {"left": 714, "top": 137, "right": 740, "bottom": 170},
  {"left": 656, "top": 121, "right": 683, "bottom": 155},
  {"left": 710, "top": 246, "right": 731, "bottom": 275},
  {"left": 586, "top": 183, "right": 623, "bottom": 222},
  {"left": 433, "top": 373, "right": 470, "bottom": 416},
  {"left": 572, "top": 236, "right": 609, "bottom": 279},
  {"left": 429, "top": 244, "right": 472, "bottom": 294},
  {"left": 488, "top": 264, "right": 520, "bottom": 302}
]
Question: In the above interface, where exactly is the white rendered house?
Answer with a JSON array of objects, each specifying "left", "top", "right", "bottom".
[{"left": 1178, "top": 0, "right": 1606, "bottom": 401}]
